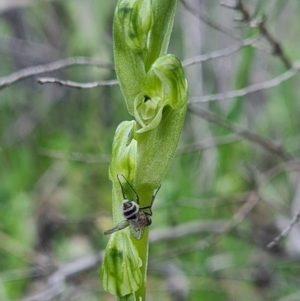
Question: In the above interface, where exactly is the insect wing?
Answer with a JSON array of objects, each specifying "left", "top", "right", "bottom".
[
  {"left": 104, "top": 219, "right": 130, "bottom": 235},
  {"left": 129, "top": 224, "right": 144, "bottom": 240}
]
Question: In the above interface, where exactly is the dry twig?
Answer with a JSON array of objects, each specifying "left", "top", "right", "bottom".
[
  {"left": 149, "top": 220, "right": 228, "bottom": 243},
  {"left": 188, "top": 106, "right": 294, "bottom": 161},
  {"left": 37, "top": 77, "right": 118, "bottom": 89},
  {"left": 0, "top": 57, "right": 114, "bottom": 90},
  {"left": 259, "top": 161, "right": 300, "bottom": 192},
  {"left": 176, "top": 134, "right": 241, "bottom": 155},
  {"left": 221, "top": 0, "right": 292, "bottom": 68},
  {"left": 182, "top": 35, "right": 260, "bottom": 67},
  {"left": 158, "top": 192, "right": 259, "bottom": 258},
  {"left": 175, "top": 191, "right": 252, "bottom": 209},
  {"left": 35, "top": 60, "right": 300, "bottom": 105},
  {"left": 268, "top": 209, "right": 300, "bottom": 248},
  {"left": 21, "top": 252, "right": 104, "bottom": 301},
  {"left": 190, "top": 62, "right": 300, "bottom": 102},
  {"left": 180, "top": 0, "right": 239, "bottom": 39}
]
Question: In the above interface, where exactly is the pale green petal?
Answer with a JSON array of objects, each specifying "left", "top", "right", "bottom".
[
  {"left": 136, "top": 105, "right": 164, "bottom": 134},
  {"left": 101, "top": 232, "right": 143, "bottom": 297},
  {"left": 134, "top": 54, "right": 188, "bottom": 133}
]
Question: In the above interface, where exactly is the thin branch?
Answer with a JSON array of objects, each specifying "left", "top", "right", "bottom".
[
  {"left": 182, "top": 35, "right": 260, "bottom": 67},
  {"left": 188, "top": 106, "right": 294, "bottom": 161},
  {"left": 37, "top": 77, "right": 119, "bottom": 89},
  {"left": 190, "top": 62, "right": 300, "bottom": 102},
  {"left": 21, "top": 252, "right": 104, "bottom": 301},
  {"left": 268, "top": 209, "right": 300, "bottom": 248},
  {"left": 149, "top": 220, "right": 229, "bottom": 243},
  {"left": 155, "top": 192, "right": 255, "bottom": 243},
  {"left": 220, "top": 0, "right": 251, "bottom": 21},
  {"left": 259, "top": 161, "right": 300, "bottom": 192},
  {"left": 176, "top": 134, "right": 241, "bottom": 155},
  {"left": 38, "top": 148, "right": 111, "bottom": 164},
  {"left": 216, "top": 192, "right": 259, "bottom": 232},
  {"left": 221, "top": 0, "right": 292, "bottom": 69},
  {"left": 175, "top": 191, "right": 252, "bottom": 209},
  {"left": 0, "top": 57, "right": 114, "bottom": 90},
  {"left": 180, "top": 0, "right": 239, "bottom": 40},
  {"left": 158, "top": 192, "right": 259, "bottom": 258}
]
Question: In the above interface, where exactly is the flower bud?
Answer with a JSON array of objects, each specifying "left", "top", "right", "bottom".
[
  {"left": 117, "top": 0, "right": 153, "bottom": 52},
  {"left": 109, "top": 121, "right": 137, "bottom": 182}
]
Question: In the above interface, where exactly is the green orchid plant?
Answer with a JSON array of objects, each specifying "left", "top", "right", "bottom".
[{"left": 101, "top": 0, "right": 188, "bottom": 300}]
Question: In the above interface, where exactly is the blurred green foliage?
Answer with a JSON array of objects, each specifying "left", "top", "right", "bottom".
[{"left": 1, "top": 1, "right": 300, "bottom": 300}]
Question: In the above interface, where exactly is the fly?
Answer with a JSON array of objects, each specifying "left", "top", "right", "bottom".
[{"left": 104, "top": 174, "right": 160, "bottom": 240}]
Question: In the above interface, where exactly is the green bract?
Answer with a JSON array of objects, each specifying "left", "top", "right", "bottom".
[{"left": 134, "top": 54, "right": 188, "bottom": 133}]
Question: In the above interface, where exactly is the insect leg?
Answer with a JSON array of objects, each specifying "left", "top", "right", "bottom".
[
  {"left": 120, "top": 174, "right": 140, "bottom": 204},
  {"left": 140, "top": 184, "right": 161, "bottom": 216},
  {"left": 117, "top": 174, "right": 127, "bottom": 200}
]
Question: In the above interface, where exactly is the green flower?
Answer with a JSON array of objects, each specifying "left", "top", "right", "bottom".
[
  {"left": 117, "top": 0, "right": 153, "bottom": 52},
  {"left": 109, "top": 120, "right": 137, "bottom": 182},
  {"left": 101, "top": 231, "right": 143, "bottom": 297},
  {"left": 134, "top": 54, "right": 188, "bottom": 133}
]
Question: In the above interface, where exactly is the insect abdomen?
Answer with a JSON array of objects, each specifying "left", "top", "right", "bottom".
[{"left": 122, "top": 201, "right": 139, "bottom": 220}]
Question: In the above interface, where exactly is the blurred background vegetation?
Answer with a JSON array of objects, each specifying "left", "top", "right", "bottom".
[{"left": 1, "top": 0, "right": 300, "bottom": 300}]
